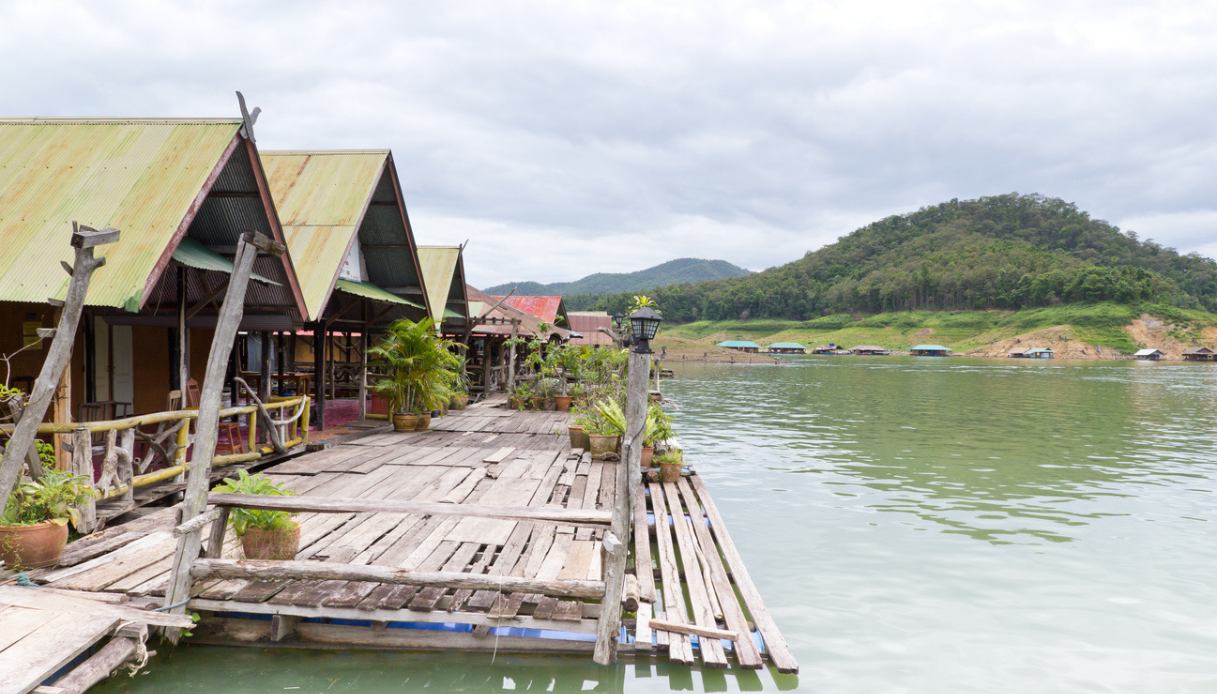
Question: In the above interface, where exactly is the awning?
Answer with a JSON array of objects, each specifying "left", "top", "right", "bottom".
[
  {"left": 335, "top": 278, "right": 425, "bottom": 309},
  {"left": 443, "top": 307, "right": 464, "bottom": 320},
  {"left": 172, "top": 238, "right": 280, "bottom": 286}
]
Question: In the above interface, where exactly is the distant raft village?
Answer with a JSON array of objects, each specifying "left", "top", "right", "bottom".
[{"left": 0, "top": 95, "right": 797, "bottom": 692}]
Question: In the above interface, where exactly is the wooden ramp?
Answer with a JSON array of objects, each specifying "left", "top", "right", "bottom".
[
  {"left": 24, "top": 398, "right": 798, "bottom": 681},
  {"left": 0, "top": 585, "right": 191, "bottom": 693}
]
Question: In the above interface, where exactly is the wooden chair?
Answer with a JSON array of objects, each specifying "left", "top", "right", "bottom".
[{"left": 185, "top": 378, "right": 246, "bottom": 455}]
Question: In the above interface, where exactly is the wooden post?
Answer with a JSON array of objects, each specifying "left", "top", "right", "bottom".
[
  {"left": 0, "top": 224, "right": 118, "bottom": 507},
  {"left": 52, "top": 363, "right": 71, "bottom": 470},
  {"left": 276, "top": 332, "right": 286, "bottom": 396},
  {"left": 177, "top": 266, "right": 189, "bottom": 398},
  {"left": 593, "top": 346, "right": 649, "bottom": 664},
  {"left": 258, "top": 331, "right": 272, "bottom": 402},
  {"left": 358, "top": 331, "right": 368, "bottom": 421},
  {"left": 161, "top": 232, "right": 284, "bottom": 642},
  {"left": 313, "top": 322, "right": 326, "bottom": 430},
  {"left": 69, "top": 427, "right": 97, "bottom": 532},
  {"left": 506, "top": 320, "right": 518, "bottom": 393}
]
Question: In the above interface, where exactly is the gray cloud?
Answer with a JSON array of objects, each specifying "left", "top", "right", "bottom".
[{"left": 3, "top": 0, "right": 1215, "bottom": 285}]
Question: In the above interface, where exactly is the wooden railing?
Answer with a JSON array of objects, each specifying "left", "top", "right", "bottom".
[{"left": 0, "top": 396, "right": 310, "bottom": 528}]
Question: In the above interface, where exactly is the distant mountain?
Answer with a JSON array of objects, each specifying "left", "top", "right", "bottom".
[
  {"left": 483, "top": 258, "right": 752, "bottom": 297},
  {"left": 589, "top": 194, "right": 1217, "bottom": 322}
]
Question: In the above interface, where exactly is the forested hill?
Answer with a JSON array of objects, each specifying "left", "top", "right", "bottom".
[
  {"left": 483, "top": 258, "right": 750, "bottom": 298},
  {"left": 591, "top": 194, "right": 1217, "bottom": 322}
]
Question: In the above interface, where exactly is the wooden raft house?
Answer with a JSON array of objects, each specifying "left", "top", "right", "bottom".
[
  {"left": 766, "top": 342, "right": 807, "bottom": 355},
  {"left": 1134, "top": 348, "right": 1165, "bottom": 361},
  {"left": 909, "top": 344, "right": 951, "bottom": 357},
  {"left": 1182, "top": 347, "right": 1216, "bottom": 362},
  {"left": 20, "top": 401, "right": 798, "bottom": 680},
  {"left": 716, "top": 340, "right": 760, "bottom": 353},
  {"left": 850, "top": 345, "right": 890, "bottom": 356}
]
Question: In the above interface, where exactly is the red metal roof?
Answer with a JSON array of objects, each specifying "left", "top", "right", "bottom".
[
  {"left": 495, "top": 295, "right": 565, "bottom": 325},
  {"left": 567, "top": 311, "right": 615, "bottom": 346}
]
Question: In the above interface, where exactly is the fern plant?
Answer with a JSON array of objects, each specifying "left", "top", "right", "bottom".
[{"left": 212, "top": 470, "right": 297, "bottom": 536}]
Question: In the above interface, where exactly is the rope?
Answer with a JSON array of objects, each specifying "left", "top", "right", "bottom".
[
  {"left": 153, "top": 596, "right": 192, "bottom": 612},
  {"left": 118, "top": 620, "right": 150, "bottom": 677}
]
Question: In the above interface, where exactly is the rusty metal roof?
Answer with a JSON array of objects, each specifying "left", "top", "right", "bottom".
[
  {"left": 0, "top": 118, "right": 243, "bottom": 310},
  {"left": 567, "top": 311, "right": 615, "bottom": 346},
  {"left": 417, "top": 246, "right": 469, "bottom": 327},
  {"left": 496, "top": 295, "right": 567, "bottom": 326},
  {"left": 262, "top": 150, "right": 426, "bottom": 320}
]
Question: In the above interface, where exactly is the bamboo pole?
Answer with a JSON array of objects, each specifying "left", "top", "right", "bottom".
[
  {"left": 0, "top": 224, "right": 118, "bottom": 507},
  {"left": 593, "top": 346, "right": 649, "bottom": 664},
  {"left": 162, "top": 232, "right": 284, "bottom": 642}
]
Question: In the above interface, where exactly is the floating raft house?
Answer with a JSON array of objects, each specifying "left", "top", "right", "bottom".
[
  {"left": 766, "top": 342, "right": 806, "bottom": 354},
  {"left": 717, "top": 340, "right": 760, "bottom": 353},
  {"left": 909, "top": 344, "right": 951, "bottom": 357}
]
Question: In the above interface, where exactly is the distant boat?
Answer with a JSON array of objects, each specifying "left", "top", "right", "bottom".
[
  {"left": 766, "top": 342, "right": 807, "bottom": 355},
  {"left": 909, "top": 344, "right": 951, "bottom": 357},
  {"left": 1134, "top": 348, "right": 1164, "bottom": 361},
  {"left": 851, "top": 345, "right": 890, "bottom": 356},
  {"left": 717, "top": 339, "right": 760, "bottom": 353}
]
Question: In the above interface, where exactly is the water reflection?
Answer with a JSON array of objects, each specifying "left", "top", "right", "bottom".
[{"left": 669, "top": 358, "right": 1217, "bottom": 545}]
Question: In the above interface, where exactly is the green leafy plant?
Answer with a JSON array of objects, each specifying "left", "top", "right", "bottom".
[
  {"left": 644, "top": 404, "right": 673, "bottom": 447},
  {"left": 589, "top": 399, "right": 627, "bottom": 436},
  {"left": 211, "top": 470, "right": 297, "bottom": 536},
  {"left": 1, "top": 466, "right": 96, "bottom": 527},
  {"left": 369, "top": 318, "right": 463, "bottom": 414},
  {"left": 654, "top": 449, "right": 684, "bottom": 467}
]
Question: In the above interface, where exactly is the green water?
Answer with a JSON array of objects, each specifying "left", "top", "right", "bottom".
[{"left": 95, "top": 357, "right": 1217, "bottom": 692}]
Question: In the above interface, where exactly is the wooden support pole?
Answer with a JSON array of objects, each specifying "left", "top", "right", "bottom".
[
  {"left": 177, "top": 266, "right": 189, "bottom": 397},
  {"left": 506, "top": 320, "right": 518, "bottom": 392},
  {"left": 69, "top": 427, "right": 96, "bottom": 532},
  {"left": 276, "top": 332, "right": 286, "bottom": 396},
  {"left": 358, "top": 330, "right": 368, "bottom": 421},
  {"left": 162, "top": 232, "right": 284, "bottom": 643},
  {"left": 0, "top": 224, "right": 117, "bottom": 506},
  {"left": 47, "top": 624, "right": 148, "bottom": 693},
  {"left": 258, "top": 331, "right": 272, "bottom": 402},
  {"left": 191, "top": 558, "right": 607, "bottom": 598},
  {"left": 313, "top": 322, "right": 326, "bottom": 430},
  {"left": 593, "top": 346, "right": 649, "bottom": 665}
]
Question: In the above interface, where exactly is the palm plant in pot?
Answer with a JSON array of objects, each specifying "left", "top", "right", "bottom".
[
  {"left": 0, "top": 464, "right": 96, "bottom": 569},
  {"left": 212, "top": 470, "right": 300, "bottom": 560},
  {"left": 642, "top": 404, "right": 673, "bottom": 468},
  {"left": 449, "top": 353, "right": 471, "bottom": 410},
  {"left": 586, "top": 398, "right": 626, "bottom": 460},
  {"left": 369, "top": 318, "right": 462, "bottom": 431}
]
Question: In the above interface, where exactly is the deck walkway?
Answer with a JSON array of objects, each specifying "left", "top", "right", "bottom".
[{"left": 20, "top": 398, "right": 797, "bottom": 682}]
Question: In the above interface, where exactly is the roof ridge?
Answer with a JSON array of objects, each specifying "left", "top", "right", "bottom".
[{"left": 0, "top": 117, "right": 242, "bottom": 124}]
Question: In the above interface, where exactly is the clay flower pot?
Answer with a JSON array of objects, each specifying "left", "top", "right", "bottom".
[
  {"left": 241, "top": 523, "right": 301, "bottom": 560},
  {"left": 392, "top": 413, "right": 422, "bottom": 431},
  {"left": 529, "top": 395, "right": 547, "bottom": 410},
  {"left": 0, "top": 519, "right": 69, "bottom": 570},
  {"left": 568, "top": 425, "right": 591, "bottom": 451},
  {"left": 659, "top": 462, "right": 681, "bottom": 483},
  {"left": 553, "top": 395, "right": 572, "bottom": 412},
  {"left": 588, "top": 434, "right": 620, "bottom": 460},
  {"left": 641, "top": 446, "right": 654, "bottom": 467}
]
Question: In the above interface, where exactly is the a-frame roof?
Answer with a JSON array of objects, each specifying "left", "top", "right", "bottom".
[
  {"left": 262, "top": 150, "right": 428, "bottom": 321},
  {"left": 417, "top": 245, "right": 470, "bottom": 326},
  {"left": 0, "top": 118, "right": 306, "bottom": 314}
]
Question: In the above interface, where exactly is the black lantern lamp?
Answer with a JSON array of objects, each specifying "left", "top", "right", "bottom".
[{"left": 628, "top": 307, "right": 663, "bottom": 354}]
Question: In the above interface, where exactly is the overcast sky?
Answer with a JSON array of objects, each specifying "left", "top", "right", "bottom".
[{"left": 3, "top": 1, "right": 1216, "bottom": 287}]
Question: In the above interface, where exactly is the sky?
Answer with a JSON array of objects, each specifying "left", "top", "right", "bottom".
[{"left": 3, "top": 1, "right": 1217, "bottom": 287}]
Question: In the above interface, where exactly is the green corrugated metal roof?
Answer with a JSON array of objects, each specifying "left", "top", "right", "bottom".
[
  {"left": 172, "top": 237, "right": 279, "bottom": 286},
  {"left": 335, "top": 278, "right": 423, "bottom": 308},
  {"left": 417, "top": 246, "right": 461, "bottom": 324},
  {"left": 910, "top": 344, "right": 950, "bottom": 351},
  {"left": 262, "top": 151, "right": 389, "bottom": 318},
  {"left": 0, "top": 119, "right": 243, "bottom": 310},
  {"left": 768, "top": 342, "right": 806, "bottom": 349},
  {"left": 443, "top": 307, "right": 463, "bottom": 320}
]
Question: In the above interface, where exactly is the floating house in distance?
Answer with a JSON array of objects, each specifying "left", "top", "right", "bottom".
[
  {"left": 1134, "top": 348, "right": 1165, "bottom": 361},
  {"left": 910, "top": 344, "right": 951, "bottom": 357},
  {"left": 567, "top": 311, "right": 616, "bottom": 347},
  {"left": 1182, "top": 347, "right": 1216, "bottom": 361},
  {"left": 1009, "top": 346, "right": 1054, "bottom": 359},
  {"left": 767, "top": 341, "right": 806, "bottom": 354},
  {"left": 812, "top": 342, "right": 846, "bottom": 355},
  {"left": 851, "top": 345, "right": 891, "bottom": 356},
  {"left": 718, "top": 339, "right": 760, "bottom": 353}
]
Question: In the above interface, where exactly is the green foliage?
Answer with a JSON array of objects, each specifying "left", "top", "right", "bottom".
[
  {"left": 587, "top": 194, "right": 1217, "bottom": 320},
  {"left": 211, "top": 470, "right": 298, "bottom": 536},
  {"left": 592, "top": 399, "right": 627, "bottom": 436},
  {"left": 369, "top": 318, "right": 464, "bottom": 414},
  {"left": 483, "top": 258, "right": 751, "bottom": 299},
  {"left": 2, "top": 466, "right": 96, "bottom": 526},
  {"left": 644, "top": 404, "right": 673, "bottom": 447},
  {"left": 654, "top": 449, "right": 684, "bottom": 467}
]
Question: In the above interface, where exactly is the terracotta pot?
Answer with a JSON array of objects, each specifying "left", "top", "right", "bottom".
[
  {"left": 553, "top": 395, "right": 572, "bottom": 411},
  {"left": 392, "top": 413, "right": 422, "bottom": 431},
  {"left": 241, "top": 523, "right": 301, "bottom": 560},
  {"left": 588, "top": 434, "right": 620, "bottom": 460},
  {"left": 641, "top": 446, "right": 654, "bottom": 467},
  {"left": 0, "top": 519, "right": 68, "bottom": 570},
  {"left": 419, "top": 413, "right": 432, "bottom": 431},
  {"left": 568, "top": 425, "right": 591, "bottom": 451},
  {"left": 529, "top": 395, "right": 546, "bottom": 410},
  {"left": 508, "top": 396, "right": 523, "bottom": 410},
  {"left": 450, "top": 393, "right": 469, "bottom": 410},
  {"left": 659, "top": 462, "right": 682, "bottom": 483}
]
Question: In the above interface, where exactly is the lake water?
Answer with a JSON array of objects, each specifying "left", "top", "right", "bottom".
[{"left": 96, "top": 357, "right": 1217, "bottom": 693}]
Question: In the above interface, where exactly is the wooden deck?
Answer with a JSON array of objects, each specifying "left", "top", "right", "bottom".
[{"left": 20, "top": 398, "right": 797, "bottom": 681}]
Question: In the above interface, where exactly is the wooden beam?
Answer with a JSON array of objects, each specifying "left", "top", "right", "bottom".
[
  {"left": 648, "top": 618, "right": 737, "bottom": 641},
  {"left": 191, "top": 559, "right": 606, "bottom": 599},
  {"left": 206, "top": 493, "right": 612, "bottom": 524}
]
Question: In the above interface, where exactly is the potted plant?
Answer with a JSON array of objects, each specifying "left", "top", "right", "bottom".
[
  {"left": 369, "top": 318, "right": 462, "bottom": 431},
  {"left": 569, "top": 406, "right": 593, "bottom": 451},
  {"left": 510, "top": 381, "right": 533, "bottom": 411},
  {"left": 212, "top": 470, "right": 300, "bottom": 560},
  {"left": 642, "top": 404, "right": 673, "bottom": 467},
  {"left": 586, "top": 399, "right": 626, "bottom": 460},
  {"left": 449, "top": 353, "right": 471, "bottom": 410},
  {"left": 0, "top": 465, "right": 96, "bottom": 570},
  {"left": 654, "top": 449, "right": 683, "bottom": 483}
]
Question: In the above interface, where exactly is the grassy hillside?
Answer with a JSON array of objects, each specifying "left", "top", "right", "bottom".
[
  {"left": 593, "top": 194, "right": 1217, "bottom": 321},
  {"left": 484, "top": 258, "right": 750, "bottom": 298},
  {"left": 657, "top": 303, "right": 1217, "bottom": 357}
]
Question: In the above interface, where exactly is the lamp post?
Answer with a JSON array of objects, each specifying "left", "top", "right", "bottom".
[{"left": 594, "top": 306, "right": 662, "bottom": 665}]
